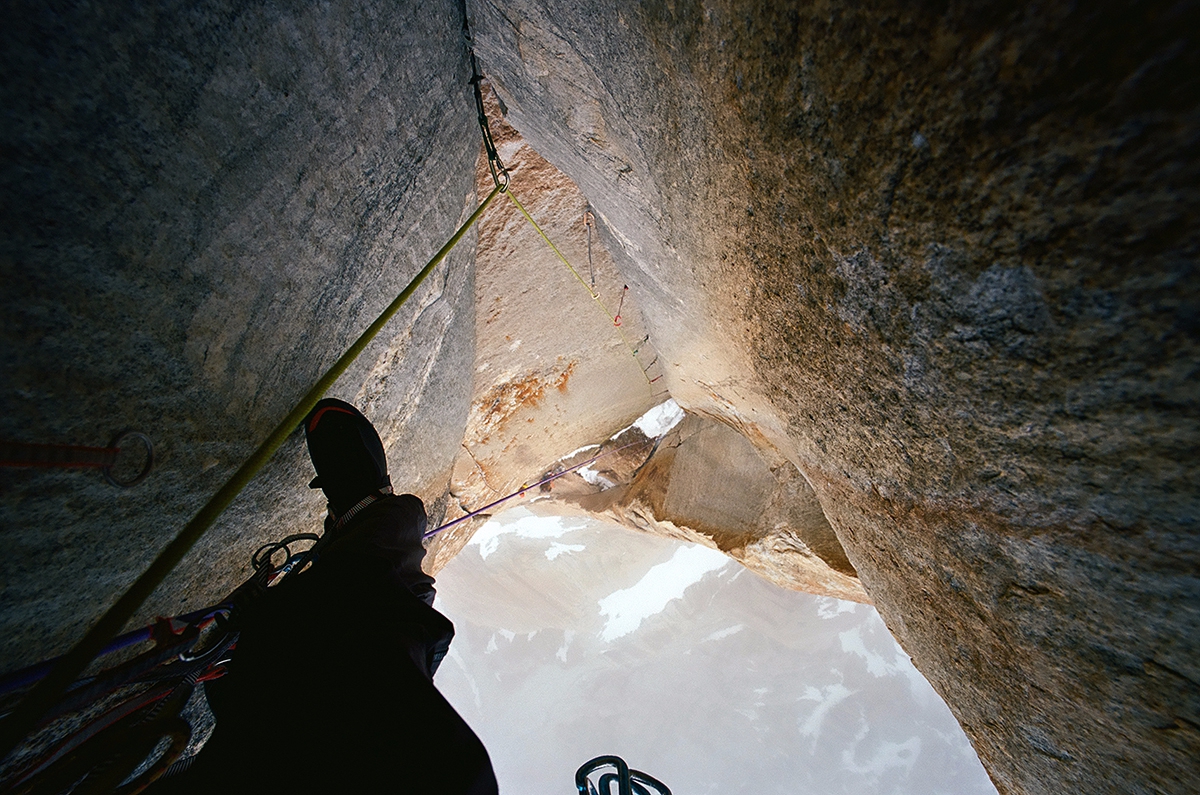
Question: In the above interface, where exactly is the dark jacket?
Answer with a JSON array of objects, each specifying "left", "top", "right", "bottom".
[{"left": 152, "top": 494, "right": 498, "bottom": 794}]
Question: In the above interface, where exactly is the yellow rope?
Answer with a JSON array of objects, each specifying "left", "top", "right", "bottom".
[
  {"left": 3, "top": 181, "right": 647, "bottom": 758},
  {"left": 506, "top": 190, "right": 654, "bottom": 387},
  {"left": 0, "top": 183, "right": 504, "bottom": 760}
]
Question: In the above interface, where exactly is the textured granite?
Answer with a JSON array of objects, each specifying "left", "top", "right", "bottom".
[
  {"left": 427, "top": 91, "right": 661, "bottom": 574},
  {"left": 1, "top": 0, "right": 1196, "bottom": 791},
  {"left": 467, "top": 0, "right": 1199, "bottom": 791},
  {"left": 0, "top": 0, "right": 479, "bottom": 669}
]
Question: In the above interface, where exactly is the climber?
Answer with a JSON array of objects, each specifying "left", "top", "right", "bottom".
[{"left": 148, "top": 398, "right": 498, "bottom": 794}]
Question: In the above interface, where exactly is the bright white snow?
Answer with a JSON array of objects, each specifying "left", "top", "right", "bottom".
[
  {"left": 703, "top": 624, "right": 746, "bottom": 642},
  {"left": 545, "top": 541, "right": 586, "bottom": 561},
  {"left": 577, "top": 464, "right": 617, "bottom": 490},
  {"left": 631, "top": 398, "right": 684, "bottom": 438},
  {"left": 435, "top": 510, "right": 997, "bottom": 795},
  {"left": 468, "top": 511, "right": 589, "bottom": 560},
  {"left": 597, "top": 543, "right": 730, "bottom": 642}
]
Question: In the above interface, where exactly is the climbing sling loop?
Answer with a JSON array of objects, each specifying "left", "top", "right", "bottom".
[
  {"left": 0, "top": 183, "right": 503, "bottom": 761},
  {"left": 0, "top": 431, "right": 154, "bottom": 488}
]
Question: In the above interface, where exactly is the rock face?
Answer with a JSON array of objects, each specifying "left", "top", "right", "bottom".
[
  {"left": 430, "top": 13, "right": 894, "bottom": 612},
  {"left": 427, "top": 92, "right": 662, "bottom": 572},
  {"left": 0, "top": 1, "right": 479, "bottom": 666},
  {"left": 546, "top": 411, "right": 869, "bottom": 604},
  {"left": 431, "top": 100, "right": 865, "bottom": 605},
  {"left": 466, "top": 1, "right": 1199, "bottom": 793},
  {"left": 1, "top": 1, "right": 1197, "bottom": 794},
  {"left": 602, "top": 414, "right": 868, "bottom": 604}
]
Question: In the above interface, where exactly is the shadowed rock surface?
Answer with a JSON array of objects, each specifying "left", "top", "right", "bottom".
[
  {"left": 1, "top": 1, "right": 1197, "bottom": 793},
  {"left": 1, "top": 0, "right": 479, "bottom": 666}
]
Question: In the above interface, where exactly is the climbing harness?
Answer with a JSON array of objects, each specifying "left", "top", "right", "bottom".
[
  {"left": 0, "top": 433, "right": 663, "bottom": 790},
  {"left": 576, "top": 755, "right": 672, "bottom": 795},
  {"left": 0, "top": 431, "right": 153, "bottom": 488},
  {"left": 0, "top": 535, "right": 313, "bottom": 793}
]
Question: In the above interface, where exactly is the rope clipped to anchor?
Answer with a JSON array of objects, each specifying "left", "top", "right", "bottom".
[
  {"left": 461, "top": 6, "right": 666, "bottom": 396},
  {"left": 506, "top": 191, "right": 664, "bottom": 389}
]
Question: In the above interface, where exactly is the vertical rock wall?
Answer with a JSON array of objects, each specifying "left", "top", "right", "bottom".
[
  {"left": 0, "top": 1, "right": 479, "bottom": 669},
  {"left": 2, "top": 1, "right": 1196, "bottom": 791},
  {"left": 467, "top": 0, "right": 1199, "bottom": 792},
  {"left": 427, "top": 93, "right": 661, "bottom": 572},
  {"left": 604, "top": 413, "right": 869, "bottom": 604}
]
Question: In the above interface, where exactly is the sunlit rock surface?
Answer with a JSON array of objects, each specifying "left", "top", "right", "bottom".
[
  {"left": 0, "top": 1, "right": 1195, "bottom": 792},
  {"left": 542, "top": 404, "right": 869, "bottom": 603},
  {"left": 434, "top": 104, "right": 864, "bottom": 604},
  {"left": 427, "top": 92, "right": 660, "bottom": 574},
  {"left": 467, "top": 1, "right": 1200, "bottom": 791},
  {"left": 436, "top": 507, "right": 996, "bottom": 794}
]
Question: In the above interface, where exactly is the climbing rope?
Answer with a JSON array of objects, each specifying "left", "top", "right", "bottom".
[
  {"left": 0, "top": 434, "right": 664, "bottom": 795},
  {"left": 0, "top": 184, "right": 503, "bottom": 761},
  {"left": 506, "top": 190, "right": 661, "bottom": 388},
  {"left": 0, "top": 537, "right": 309, "bottom": 793},
  {"left": 425, "top": 435, "right": 659, "bottom": 540},
  {"left": 2, "top": 33, "right": 662, "bottom": 761},
  {"left": 0, "top": 432, "right": 660, "bottom": 703},
  {"left": 462, "top": 6, "right": 665, "bottom": 395}
]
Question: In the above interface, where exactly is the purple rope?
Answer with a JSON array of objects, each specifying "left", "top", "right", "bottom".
[
  {"left": 424, "top": 437, "right": 655, "bottom": 540},
  {"left": 1, "top": 436, "right": 660, "bottom": 694}
]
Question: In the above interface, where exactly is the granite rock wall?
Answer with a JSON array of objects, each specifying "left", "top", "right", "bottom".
[
  {"left": 0, "top": 0, "right": 479, "bottom": 668},
  {"left": 427, "top": 90, "right": 662, "bottom": 572},
  {"left": 466, "top": 0, "right": 1200, "bottom": 792},
  {"left": 1, "top": 0, "right": 1197, "bottom": 792}
]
